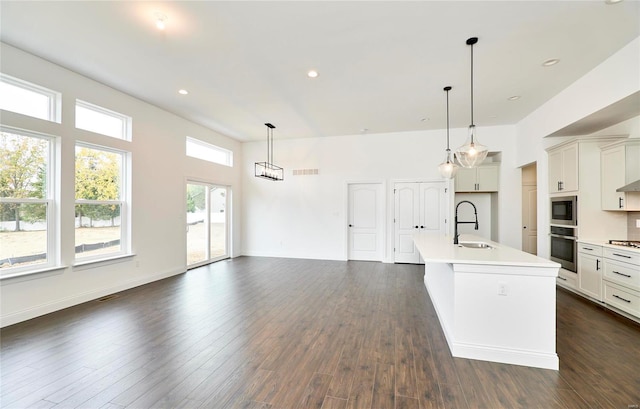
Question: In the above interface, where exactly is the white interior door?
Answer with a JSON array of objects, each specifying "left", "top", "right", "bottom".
[
  {"left": 395, "top": 181, "right": 447, "bottom": 264},
  {"left": 394, "top": 183, "right": 420, "bottom": 263},
  {"left": 522, "top": 184, "right": 538, "bottom": 255},
  {"left": 348, "top": 183, "right": 384, "bottom": 261}
]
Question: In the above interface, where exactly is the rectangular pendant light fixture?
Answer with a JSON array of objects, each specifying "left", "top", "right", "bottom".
[{"left": 255, "top": 123, "right": 284, "bottom": 181}]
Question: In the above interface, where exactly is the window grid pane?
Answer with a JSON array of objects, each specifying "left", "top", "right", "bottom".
[
  {"left": 1, "top": 130, "right": 50, "bottom": 199},
  {"left": 74, "top": 203, "right": 122, "bottom": 259},
  {"left": 186, "top": 137, "right": 233, "bottom": 167},
  {"left": 0, "top": 74, "right": 60, "bottom": 122},
  {"left": 75, "top": 100, "right": 131, "bottom": 140},
  {"left": 0, "top": 202, "right": 49, "bottom": 269},
  {"left": 75, "top": 146, "right": 122, "bottom": 201}
]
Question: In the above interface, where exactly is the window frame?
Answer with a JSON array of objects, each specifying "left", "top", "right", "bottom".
[
  {"left": 186, "top": 136, "right": 233, "bottom": 167},
  {"left": 0, "top": 73, "right": 61, "bottom": 123},
  {"left": 74, "top": 142, "right": 131, "bottom": 264},
  {"left": 75, "top": 99, "right": 132, "bottom": 141},
  {"left": 0, "top": 126, "right": 58, "bottom": 277}
]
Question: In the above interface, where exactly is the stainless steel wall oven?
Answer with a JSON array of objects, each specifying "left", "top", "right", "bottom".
[{"left": 550, "top": 225, "right": 577, "bottom": 272}]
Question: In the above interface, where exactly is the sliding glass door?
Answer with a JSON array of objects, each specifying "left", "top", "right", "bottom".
[{"left": 186, "top": 182, "right": 229, "bottom": 268}]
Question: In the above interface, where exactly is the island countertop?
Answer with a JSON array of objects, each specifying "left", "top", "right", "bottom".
[{"left": 414, "top": 233, "right": 560, "bottom": 269}]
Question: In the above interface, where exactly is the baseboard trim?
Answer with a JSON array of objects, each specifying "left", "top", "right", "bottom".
[
  {"left": 451, "top": 341, "right": 559, "bottom": 370},
  {"left": 1, "top": 267, "right": 185, "bottom": 328}
]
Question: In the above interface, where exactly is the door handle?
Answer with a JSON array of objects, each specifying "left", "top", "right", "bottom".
[
  {"left": 619, "top": 197, "right": 624, "bottom": 209},
  {"left": 349, "top": 224, "right": 353, "bottom": 227},
  {"left": 596, "top": 259, "right": 600, "bottom": 271}
]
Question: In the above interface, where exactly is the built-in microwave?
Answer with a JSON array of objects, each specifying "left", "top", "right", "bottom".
[{"left": 550, "top": 196, "right": 577, "bottom": 226}]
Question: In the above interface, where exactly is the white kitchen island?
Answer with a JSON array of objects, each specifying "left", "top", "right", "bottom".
[{"left": 414, "top": 233, "right": 561, "bottom": 370}]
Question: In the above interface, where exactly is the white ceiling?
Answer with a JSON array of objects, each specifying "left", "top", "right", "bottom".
[{"left": 1, "top": 1, "right": 638, "bottom": 142}]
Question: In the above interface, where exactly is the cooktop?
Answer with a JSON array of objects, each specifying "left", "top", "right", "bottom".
[{"left": 608, "top": 240, "right": 640, "bottom": 249}]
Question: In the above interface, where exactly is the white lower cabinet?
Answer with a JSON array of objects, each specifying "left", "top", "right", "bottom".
[
  {"left": 556, "top": 268, "right": 577, "bottom": 290},
  {"left": 575, "top": 241, "right": 640, "bottom": 320},
  {"left": 577, "top": 244, "right": 603, "bottom": 301},
  {"left": 604, "top": 282, "right": 640, "bottom": 317}
]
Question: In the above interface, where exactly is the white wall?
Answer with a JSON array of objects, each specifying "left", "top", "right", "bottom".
[
  {"left": 0, "top": 43, "right": 243, "bottom": 327},
  {"left": 242, "top": 125, "right": 519, "bottom": 262},
  {"left": 516, "top": 36, "right": 640, "bottom": 259}
]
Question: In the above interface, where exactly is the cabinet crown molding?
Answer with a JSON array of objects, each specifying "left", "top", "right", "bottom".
[{"left": 545, "top": 135, "right": 629, "bottom": 152}]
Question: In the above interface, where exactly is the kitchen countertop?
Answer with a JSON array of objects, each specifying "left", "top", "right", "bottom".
[
  {"left": 414, "top": 233, "right": 561, "bottom": 269},
  {"left": 577, "top": 239, "right": 640, "bottom": 254}
]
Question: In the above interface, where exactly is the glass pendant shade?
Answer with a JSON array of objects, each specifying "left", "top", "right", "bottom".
[
  {"left": 455, "top": 36, "right": 489, "bottom": 169},
  {"left": 438, "top": 149, "right": 458, "bottom": 179},
  {"left": 456, "top": 124, "right": 488, "bottom": 168}
]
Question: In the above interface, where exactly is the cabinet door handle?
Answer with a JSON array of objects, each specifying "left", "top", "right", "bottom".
[
  {"left": 619, "top": 197, "right": 624, "bottom": 209},
  {"left": 612, "top": 271, "right": 632, "bottom": 278},
  {"left": 558, "top": 181, "right": 564, "bottom": 191},
  {"left": 596, "top": 259, "right": 600, "bottom": 271},
  {"left": 612, "top": 294, "right": 631, "bottom": 303},
  {"left": 612, "top": 253, "right": 632, "bottom": 259},
  {"left": 558, "top": 276, "right": 567, "bottom": 281},
  {"left": 582, "top": 247, "right": 593, "bottom": 251}
]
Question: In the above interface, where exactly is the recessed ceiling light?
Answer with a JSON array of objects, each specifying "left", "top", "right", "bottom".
[
  {"left": 360, "top": 128, "right": 369, "bottom": 133},
  {"left": 178, "top": 89, "right": 189, "bottom": 95},
  {"left": 154, "top": 12, "right": 167, "bottom": 30},
  {"left": 508, "top": 95, "right": 521, "bottom": 101},
  {"left": 420, "top": 118, "right": 429, "bottom": 122},
  {"left": 542, "top": 58, "right": 560, "bottom": 67},
  {"left": 307, "top": 70, "right": 319, "bottom": 78}
]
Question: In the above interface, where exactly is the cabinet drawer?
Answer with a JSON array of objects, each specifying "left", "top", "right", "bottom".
[
  {"left": 557, "top": 269, "right": 577, "bottom": 290},
  {"left": 604, "top": 247, "right": 640, "bottom": 265},
  {"left": 578, "top": 243, "right": 603, "bottom": 256},
  {"left": 604, "top": 282, "right": 640, "bottom": 318},
  {"left": 604, "top": 259, "right": 640, "bottom": 291}
]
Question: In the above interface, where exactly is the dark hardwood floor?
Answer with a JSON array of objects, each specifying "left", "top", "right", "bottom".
[{"left": 1, "top": 257, "right": 639, "bottom": 409}]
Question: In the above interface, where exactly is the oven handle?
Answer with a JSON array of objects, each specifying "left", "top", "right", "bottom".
[{"left": 550, "top": 233, "right": 577, "bottom": 240}]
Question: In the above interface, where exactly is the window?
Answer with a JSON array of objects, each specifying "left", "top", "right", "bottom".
[
  {"left": 186, "top": 137, "right": 233, "bottom": 167},
  {"left": 0, "top": 127, "right": 56, "bottom": 275},
  {"left": 0, "top": 74, "right": 61, "bottom": 122},
  {"left": 75, "top": 100, "right": 132, "bottom": 141},
  {"left": 75, "top": 144, "right": 129, "bottom": 261}
]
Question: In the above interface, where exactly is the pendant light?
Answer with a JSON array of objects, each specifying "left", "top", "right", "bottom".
[
  {"left": 438, "top": 86, "right": 458, "bottom": 179},
  {"left": 255, "top": 123, "right": 284, "bottom": 181},
  {"left": 455, "top": 37, "right": 488, "bottom": 168}
]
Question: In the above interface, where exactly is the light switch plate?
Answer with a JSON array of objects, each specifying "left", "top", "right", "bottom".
[{"left": 636, "top": 219, "right": 640, "bottom": 228}]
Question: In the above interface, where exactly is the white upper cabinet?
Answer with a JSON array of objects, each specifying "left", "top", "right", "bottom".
[
  {"left": 455, "top": 165, "right": 499, "bottom": 192},
  {"left": 601, "top": 139, "right": 640, "bottom": 211},
  {"left": 548, "top": 143, "right": 578, "bottom": 194}
]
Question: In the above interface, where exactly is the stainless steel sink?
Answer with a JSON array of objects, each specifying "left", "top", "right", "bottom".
[{"left": 458, "top": 242, "right": 493, "bottom": 249}]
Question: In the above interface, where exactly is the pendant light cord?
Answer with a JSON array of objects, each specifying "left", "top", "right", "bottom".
[
  {"left": 470, "top": 41, "right": 474, "bottom": 127},
  {"left": 445, "top": 86, "right": 451, "bottom": 151}
]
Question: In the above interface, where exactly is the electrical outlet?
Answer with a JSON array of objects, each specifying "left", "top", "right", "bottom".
[
  {"left": 636, "top": 219, "right": 640, "bottom": 228},
  {"left": 498, "top": 283, "right": 508, "bottom": 296}
]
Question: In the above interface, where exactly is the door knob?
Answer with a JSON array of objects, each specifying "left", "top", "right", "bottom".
[
  {"left": 523, "top": 226, "right": 527, "bottom": 229},
  {"left": 420, "top": 226, "right": 424, "bottom": 229},
  {"left": 349, "top": 224, "right": 353, "bottom": 227},
  {"left": 415, "top": 225, "right": 419, "bottom": 229}
]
